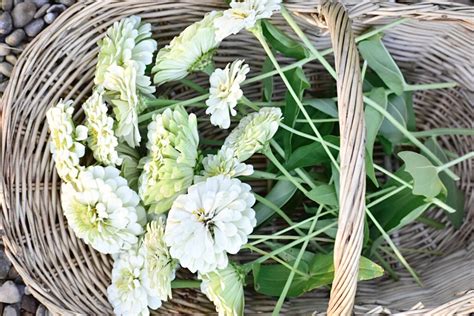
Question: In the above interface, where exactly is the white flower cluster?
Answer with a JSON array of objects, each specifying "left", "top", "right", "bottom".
[
  {"left": 214, "top": 0, "right": 282, "bottom": 41},
  {"left": 82, "top": 89, "right": 122, "bottom": 166},
  {"left": 46, "top": 100, "right": 88, "bottom": 183},
  {"left": 61, "top": 166, "right": 145, "bottom": 254},
  {"left": 206, "top": 59, "right": 249, "bottom": 129},
  {"left": 96, "top": 15, "right": 157, "bottom": 148},
  {"left": 138, "top": 106, "right": 199, "bottom": 214}
]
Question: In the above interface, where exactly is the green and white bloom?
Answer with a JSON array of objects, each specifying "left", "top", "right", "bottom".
[
  {"left": 143, "top": 218, "right": 177, "bottom": 301},
  {"left": 164, "top": 175, "right": 256, "bottom": 273},
  {"left": 61, "top": 166, "right": 145, "bottom": 254},
  {"left": 199, "top": 148, "right": 253, "bottom": 181},
  {"left": 214, "top": 0, "right": 282, "bottom": 41},
  {"left": 82, "top": 89, "right": 122, "bottom": 166},
  {"left": 107, "top": 246, "right": 162, "bottom": 316},
  {"left": 224, "top": 107, "right": 282, "bottom": 161},
  {"left": 199, "top": 264, "right": 246, "bottom": 316},
  {"left": 103, "top": 62, "right": 147, "bottom": 148},
  {"left": 95, "top": 15, "right": 157, "bottom": 95},
  {"left": 152, "top": 11, "right": 222, "bottom": 86},
  {"left": 46, "top": 100, "right": 87, "bottom": 183},
  {"left": 139, "top": 106, "right": 199, "bottom": 213},
  {"left": 206, "top": 60, "right": 249, "bottom": 129}
]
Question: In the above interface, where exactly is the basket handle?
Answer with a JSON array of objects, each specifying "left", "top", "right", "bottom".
[{"left": 310, "top": 1, "right": 367, "bottom": 314}]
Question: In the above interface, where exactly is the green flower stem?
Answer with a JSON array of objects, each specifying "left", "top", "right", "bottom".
[
  {"left": 364, "top": 96, "right": 459, "bottom": 181},
  {"left": 296, "top": 118, "right": 340, "bottom": 123},
  {"left": 373, "top": 251, "right": 399, "bottom": 281},
  {"left": 270, "top": 140, "right": 318, "bottom": 190},
  {"left": 437, "top": 151, "right": 474, "bottom": 172},
  {"left": 411, "top": 128, "right": 474, "bottom": 138},
  {"left": 179, "top": 79, "right": 207, "bottom": 94},
  {"left": 245, "top": 244, "right": 309, "bottom": 278},
  {"left": 366, "top": 186, "right": 397, "bottom": 200},
  {"left": 171, "top": 279, "right": 201, "bottom": 289},
  {"left": 361, "top": 60, "right": 368, "bottom": 82},
  {"left": 280, "top": 6, "right": 336, "bottom": 79},
  {"left": 253, "top": 27, "right": 340, "bottom": 171},
  {"left": 240, "top": 96, "right": 260, "bottom": 111},
  {"left": 246, "top": 170, "right": 305, "bottom": 183},
  {"left": 273, "top": 205, "right": 323, "bottom": 315},
  {"left": 248, "top": 235, "right": 302, "bottom": 240},
  {"left": 263, "top": 147, "right": 309, "bottom": 195},
  {"left": 249, "top": 211, "right": 332, "bottom": 246},
  {"left": 139, "top": 94, "right": 209, "bottom": 123},
  {"left": 366, "top": 185, "right": 406, "bottom": 208},
  {"left": 279, "top": 123, "right": 339, "bottom": 150},
  {"left": 365, "top": 207, "right": 421, "bottom": 285},
  {"left": 404, "top": 82, "right": 457, "bottom": 91},
  {"left": 247, "top": 222, "right": 338, "bottom": 265}
]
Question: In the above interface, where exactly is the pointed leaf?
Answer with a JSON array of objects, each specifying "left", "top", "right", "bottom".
[
  {"left": 262, "top": 20, "right": 310, "bottom": 60},
  {"left": 307, "top": 184, "right": 338, "bottom": 206},
  {"left": 305, "top": 98, "right": 338, "bottom": 118},
  {"left": 379, "top": 94, "right": 408, "bottom": 144},
  {"left": 255, "top": 180, "right": 298, "bottom": 225},
  {"left": 285, "top": 135, "right": 339, "bottom": 170}
]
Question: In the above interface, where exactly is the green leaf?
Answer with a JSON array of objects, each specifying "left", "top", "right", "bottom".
[
  {"left": 305, "top": 99, "right": 338, "bottom": 118},
  {"left": 307, "top": 184, "right": 338, "bottom": 206},
  {"left": 261, "top": 20, "right": 309, "bottom": 60},
  {"left": 365, "top": 149, "right": 379, "bottom": 187},
  {"left": 425, "top": 138, "right": 465, "bottom": 228},
  {"left": 117, "top": 144, "right": 141, "bottom": 191},
  {"left": 358, "top": 34, "right": 405, "bottom": 95},
  {"left": 379, "top": 94, "right": 408, "bottom": 144},
  {"left": 282, "top": 67, "right": 310, "bottom": 157},
  {"left": 404, "top": 91, "right": 416, "bottom": 131},
  {"left": 253, "top": 254, "right": 383, "bottom": 297},
  {"left": 255, "top": 180, "right": 298, "bottom": 226},
  {"left": 261, "top": 56, "right": 274, "bottom": 102},
  {"left": 285, "top": 135, "right": 339, "bottom": 170},
  {"left": 365, "top": 88, "right": 387, "bottom": 159},
  {"left": 297, "top": 216, "right": 338, "bottom": 238},
  {"left": 266, "top": 242, "right": 315, "bottom": 264},
  {"left": 398, "top": 151, "right": 446, "bottom": 199}
]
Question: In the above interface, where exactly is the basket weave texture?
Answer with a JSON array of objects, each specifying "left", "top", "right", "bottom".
[{"left": 1, "top": 0, "right": 473, "bottom": 314}]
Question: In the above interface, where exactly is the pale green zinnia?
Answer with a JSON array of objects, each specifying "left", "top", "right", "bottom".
[
  {"left": 139, "top": 106, "right": 199, "bottom": 213},
  {"left": 198, "top": 147, "right": 253, "bottom": 182},
  {"left": 95, "top": 15, "right": 157, "bottom": 95},
  {"left": 223, "top": 107, "right": 282, "bottom": 161},
  {"left": 152, "top": 11, "right": 222, "bottom": 86},
  {"left": 199, "top": 263, "right": 246, "bottom": 316}
]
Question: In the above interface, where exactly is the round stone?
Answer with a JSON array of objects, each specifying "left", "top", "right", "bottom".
[
  {"left": 0, "top": 80, "right": 8, "bottom": 93},
  {"left": 58, "top": 0, "right": 75, "bottom": 6},
  {"left": 0, "top": 280, "right": 21, "bottom": 304},
  {"left": 3, "top": 305, "right": 20, "bottom": 316},
  {"left": 34, "top": 3, "right": 50, "bottom": 19},
  {"left": 5, "top": 29, "right": 25, "bottom": 46},
  {"left": 0, "top": 62, "right": 13, "bottom": 77},
  {"left": 24, "top": 18, "right": 44, "bottom": 37},
  {"left": 47, "top": 4, "right": 66, "bottom": 14},
  {"left": 0, "top": 45, "right": 11, "bottom": 57},
  {"left": 26, "top": 0, "right": 50, "bottom": 6},
  {"left": 6, "top": 54, "right": 17, "bottom": 65},
  {"left": 0, "top": 12, "right": 13, "bottom": 35},
  {"left": 2, "top": 0, "right": 14, "bottom": 11},
  {"left": 43, "top": 12, "right": 57, "bottom": 24},
  {"left": 12, "top": 2, "right": 37, "bottom": 28}
]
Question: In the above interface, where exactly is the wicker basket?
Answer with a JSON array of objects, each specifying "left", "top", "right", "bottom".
[{"left": 1, "top": 0, "right": 473, "bottom": 314}]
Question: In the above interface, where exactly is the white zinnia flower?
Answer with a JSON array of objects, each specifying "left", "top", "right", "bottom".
[
  {"left": 164, "top": 175, "right": 256, "bottom": 273},
  {"left": 199, "top": 148, "right": 253, "bottom": 181},
  {"left": 143, "top": 217, "right": 177, "bottom": 301},
  {"left": 103, "top": 62, "right": 147, "bottom": 148},
  {"left": 206, "top": 60, "right": 249, "bottom": 129},
  {"left": 46, "top": 100, "right": 88, "bottom": 183},
  {"left": 96, "top": 15, "right": 157, "bottom": 95},
  {"left": 224, "top": 107, "right": 282, "bottom": 161},
  {"left": 214, "top": 0, "right": 282, "bottom": 41},
  {"left": 82, "top": 89, "right": 122, "bottom": 166},
  {"left": 61, "top": 166, "right": 145, "bottom": 254},
  {"left": 199, "top": 264, "right": 245, "bottom": 316},
  {"left": 152, "top": 11, "right": 222, "bottom": 86},
  {"left": 107, "top": 246, "right": 162, "bottom": 316},
  {"left": 139, "top": 106, "right": 199, "bottom": 214}
]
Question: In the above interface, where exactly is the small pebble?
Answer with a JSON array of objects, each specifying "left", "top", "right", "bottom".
[
  {"left": 0, "top": 249, "right": 11, "bottom": 280},
  {"left": 0, "top": 62, "right": 13, "bottom": 77},
  {"left": 7, "top": 267, "right": 19, "bottom": 280},
  {"left": 47, "top": 4, "right": 66, "bottom": 14},
  {"left": 43, "top": 12, "right": 57, "bottom": 24},
  {"left": 35, "top": 304, "right": 47, "bottom": 316},
  {"left": 0, "top": 12, "right": 13, "bottom": 36},
  {"left": 21, "top": 295, "right": 39, "bottom": 313},
  {"left": 0, "top": 45, "right": 10, "bottom": 57},
  {"left": 5, "top": 55, "right": 17, "bottom": 65},
  {"left": 26, "top": 0, "right": 49, "bottom": 6},
  {"left": 3, "top": 305, "right": 19, "bottom": 316},
  {"left": 2, "top": 0, "right": 14, "bottom": 11},
  {"left": 58, "top": 0, "right": 75, "bottom": 6},
  {"left": 5, "top": 29, "right": 25, "bottom": 46},
  {"left": 34, "top": 3, "right": 50, "bottom": 19},
  {"left": 14, "top": 0, "right": 23, "bottom": 6},
  {"left": 12, "top": 2, "right": 37, "bottom": 28},
  {"left": 0, "top": 281, "right": 21, "bottom": 304},
  {"left": 0, "top": 81, "right": 8, "bottom": 93},
  {"left": 24, "top": 18, "right": 44, "bottom": 37}
]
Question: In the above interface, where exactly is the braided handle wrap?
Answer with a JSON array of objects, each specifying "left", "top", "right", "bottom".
[{"left": 318, "top": 1, "right": 367, "bottom": 314}]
